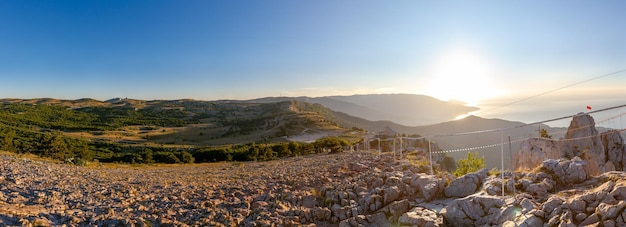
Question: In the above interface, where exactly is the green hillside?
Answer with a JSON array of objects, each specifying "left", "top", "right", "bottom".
[{"left": 0, "top": 98, "right": 364, "bottom": 164}]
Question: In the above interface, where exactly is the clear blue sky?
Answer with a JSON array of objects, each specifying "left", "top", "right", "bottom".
[{"left": 1, "top": 0, "right": 624, "bottom": 107}]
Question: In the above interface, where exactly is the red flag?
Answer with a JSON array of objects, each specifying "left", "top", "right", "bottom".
[{"left": 586, "top": 105, "right": 592, "bottom": 110}]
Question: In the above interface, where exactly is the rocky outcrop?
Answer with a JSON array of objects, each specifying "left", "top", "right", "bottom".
[
  {"left": 560, "top": 113, "right": 606, "bottom": 175},
  {"left": 410, "top": 173, "right": 445, "bottom": 201},
  {"left": 442, "top": 193, "right": 508, "bottom": 226},
  {"left": 442, "top": 170, "right": 626, "bottom": 227},
  {"left": 444, "top": 168, "right": 488, "bottom": 198},
  {"left": 540, "top": 157, "right": 588, "bottom": 186},
  {"left": 398, "top": 207, "right": 442, "bottom": 226},
  {"left": 2, "top": 137, "right": 626, "bottom": 226},
  {"left": 602, "top": 130, "right": 626, "bottom": 171},
  {"left": 513, "top": 113, "right": 624, "bottom": 175},
  {"left": 511, "top": 137, "right": 560, "bottom": 171}
]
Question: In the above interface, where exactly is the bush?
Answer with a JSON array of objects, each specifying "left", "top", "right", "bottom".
[
  {"left": 154, "top": 152, "right": 181, "bottom": 164},
  {"left": 314, "top": 136, "right": 349, "bottom": 153},
  {"left": 179, "top": 151, "right": 195, "bottom": 163},
  {"left": 453, "top": 152, "right": 485, "bottom": 177},
  {"left": 539, "top": 129, "right": 552, "bottom": 139}
]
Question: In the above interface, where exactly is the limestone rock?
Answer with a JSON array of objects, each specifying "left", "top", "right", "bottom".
[
  {"left": 559, "top": 113, "right": 605, "bottom": 176},
  {"left": 302, "top": 195, "right": 317, "bottom": 208},
  {"left": 541, "top": 197, "right": 564, "bottom": 214},
  {"left": 409, "top": 174, "right": 444, "bottom": 201},
  {"left": 512, "top": 138, "right": 560, "bottom": 171},
  {"left": 365, "top": 212, "right": 388, "bottom": 226},
  {"left": 383, "top": 186, "right": 400, "bottom": 205},
  {"left": 381, "top": 199, "right": 409, "bottom": 220},
  {"left": 444, "top": 168, "right": 488, "bottom": 198},
  {"left": 596, "top": 201, "right": 626, "bottom": 221},
  {"left": 503, "top": 215, "right": 544, "bottom": 227},
  {"left": 540, "top": 158, "right": 587, "bottom": 186},
  {"left": 520, "top": 198, "right": 536, "bottom": 213},
  {"left": 524, "top": 178, "right": 554, "bottom": 197},
  {"left": 398, "top": 207, "right": 442, "bottom": 226},
  {"left": 601, "top": 130, "right": 626, "bottom": 171},
  {"left": 580, "top": 213, "right": 600, "bottom": 226},
  {"left": 443, "top": 194, "right": 505, "bottom": 226},
  {"left": 610, "top": 179, "right": 626, "bottom": 200}
]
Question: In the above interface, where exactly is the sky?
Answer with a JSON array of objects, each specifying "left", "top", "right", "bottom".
[{"left": 0, "top": 0, "right": 625, "bottom": 125}]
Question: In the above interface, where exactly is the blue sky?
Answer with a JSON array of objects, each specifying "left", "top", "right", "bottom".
[{"left": 0, "top": 0, "right": 624, "bottom": 114}]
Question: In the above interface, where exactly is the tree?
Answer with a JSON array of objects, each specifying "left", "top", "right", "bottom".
[
  {"left": 273, "top": 144, "right": 291, "bottom": 157},
  {"left": 247, "top": 146, "right": 260, "bottom": 161},
  {"left": 453, "top": 152, "right": 485, "bottom": 177},
  {"left": 73, "top": 140, "right": 92, "bottom": 161},
  {"left": 37, "top": 132, "right": 70, "bottom": 160},
  {"left": 0, "top": 130, "right": 15, "bottom": 152},
  {"left": 140, "top": 148, "right": 154, "bottom": 164},
  {"left": 288, "top": 141, "right": 300, "bottom": 156},
  {"left": 261, "top": 146, "right": 276, "bottom": 161}
]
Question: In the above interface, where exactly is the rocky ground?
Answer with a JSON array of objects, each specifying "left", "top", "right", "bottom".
[{"left": 2, "top": 150, "right": 626, "bottom": 226}]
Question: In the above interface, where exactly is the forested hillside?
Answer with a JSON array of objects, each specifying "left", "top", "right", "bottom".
[{"left": 0, "top": 98, "right": 363, "bottom": 164}]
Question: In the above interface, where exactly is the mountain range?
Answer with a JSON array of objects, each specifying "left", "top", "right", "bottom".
[{"left": 250, "top": 94, "right": 478, "bottom": 126}]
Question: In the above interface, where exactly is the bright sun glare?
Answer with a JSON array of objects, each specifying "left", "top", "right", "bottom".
[{"left": 425, "top": 47, "right": 497, "bottom": 107}]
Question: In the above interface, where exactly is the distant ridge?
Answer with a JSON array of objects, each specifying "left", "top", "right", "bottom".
[{"left": 250, "top": 94, "right": 478, "bottom": 126}]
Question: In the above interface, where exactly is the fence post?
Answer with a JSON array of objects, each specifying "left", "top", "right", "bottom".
[
  {"left": 501, "top": 130, "right": 505, "bottom": 197},
  {"left": 393, "top": 138, "right": 396, "bottom": 160},
  {"left": 400, "top": 137, "right": 403, "bottom": 159},
  {"left": 509, "top": 136, "right": 515, "bottom": 197},
  {"left": 428, "top": 137, "right": 433, "bottom": 175}
]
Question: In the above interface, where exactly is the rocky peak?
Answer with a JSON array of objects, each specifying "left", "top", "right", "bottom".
[
  {"left": 513, "top": 113, "right": 624, "bottom": 175},
  {"left": 560, "top": 113, "right": 606, "bottom": 175},
  {"left": 511, "top": 137, "right": 560, "bottom": 171}
]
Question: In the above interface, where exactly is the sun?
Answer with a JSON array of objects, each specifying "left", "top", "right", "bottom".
[{"left": 424, "top": 47, "right": 498, "bottom": 106}]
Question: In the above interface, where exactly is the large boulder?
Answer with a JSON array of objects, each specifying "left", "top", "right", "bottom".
[
  {"left": 512, "top": 138, "right": 560, "bottom": 171},
  {"left": 559, "top": 113, "right": 605, "bottom": 176},
  {"left": 399, "top": 207, "right": 442, "bottom": 226},
  {"left": 601, "top": 130, "right": 626, "bottom": 171},
  {"left": 380, "top": 199, "right": 410, "bottom": 220},
  {"left": 444, "top": 168, "right": 488, "bottom": 198},
  {"left": 409, "top": 173, "right": 445, "bottom": 201},
  {"left": 442, "top": 194, "right": 507, "bottom": 226},
  {"left": 383, "top": 186, "right": 400, "bottom": 205},
  {"left": 540, "top": 158, "right": 588, "bottom": 186}
]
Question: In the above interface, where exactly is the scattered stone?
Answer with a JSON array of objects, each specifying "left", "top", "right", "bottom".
[{"left": 1, "top": 120, "right": 626, "bottom": 227}]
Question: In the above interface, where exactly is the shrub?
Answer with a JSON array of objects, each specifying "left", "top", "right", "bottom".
[
  {"left": 179, "top": 151, "right": 194, "bottom": 163},
  {"left": 539, "top": 129, "right": 552, "bottom": 139},
  {"left": 154, "top": 152, "right": 181, "bottom": 164},
  {"left": 314, "top": 136, "right": 349, "bottom": 153},
  {"left": 453, "top": 152, "right": 485, "bottom": 177}
]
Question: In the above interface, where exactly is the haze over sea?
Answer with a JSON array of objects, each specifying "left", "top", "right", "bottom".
[{"left": 472, "top": 90, "right": 626, "bottom": 128}]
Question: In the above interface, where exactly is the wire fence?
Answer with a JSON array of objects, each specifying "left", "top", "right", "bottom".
[{"left": 355, "top": 104, "right": 626, "bottom": 181}]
